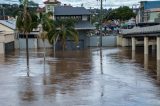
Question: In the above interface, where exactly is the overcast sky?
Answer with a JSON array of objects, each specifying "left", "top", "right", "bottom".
[{"left": 1, "top": 0, "right": 157, "bottom": 9}]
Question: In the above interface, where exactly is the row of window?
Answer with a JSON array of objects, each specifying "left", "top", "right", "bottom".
[{"left": 55, "top": 16, "right": 90, "bottom": 21}]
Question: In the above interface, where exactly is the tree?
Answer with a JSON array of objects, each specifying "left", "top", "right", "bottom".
[
  {"left": 105, "top": 6, "right": 136, "bottom": 21},
  {"left": 16, "top": 0, "right": 38, "bottom": 69},
  {"left": 48, "top": 19, "right": 79, "bottom": 51},
  {"left": 38, "top": 13, "right": 55, "bottom": 61}
]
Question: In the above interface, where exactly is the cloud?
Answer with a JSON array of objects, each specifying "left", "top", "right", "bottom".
[
  {"left": 58, "top": 0, "right": 141, "bottom": 8},
  {"left": 30, "top": 0, "right": 140, "bottom": 8},
  {"left": 0, "top": 0, "right": 156, "bottom": 9}
]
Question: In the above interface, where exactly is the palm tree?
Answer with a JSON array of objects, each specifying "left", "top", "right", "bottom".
[
  {"left": 38, "top": 13, "right": 55, "bottom": 61},
  {"left": 48, "top": 19, "right": 79, "bottom": 51},
  {"left": 16, "top": 0, "right": 38, "bottom": 69}
]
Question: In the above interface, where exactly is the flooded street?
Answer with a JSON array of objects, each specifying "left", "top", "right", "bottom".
[{"left": 0, "top": 47, "right": 160, "bottom": 106}]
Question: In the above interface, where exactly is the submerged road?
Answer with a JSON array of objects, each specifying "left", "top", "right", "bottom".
[{"left": 0, "top": 47, "right": 160, "bottom": 106}]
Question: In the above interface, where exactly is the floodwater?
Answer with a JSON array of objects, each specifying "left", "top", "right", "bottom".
[{"left": 0, "top": 47, "right": 160, "bottom": 106}]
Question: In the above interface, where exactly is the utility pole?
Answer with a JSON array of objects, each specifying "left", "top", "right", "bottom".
[
  {"left": 97, "top": 0, "right": 105, "bottom": 74},
  {"left": 98, "top": 0, "right": 104, "bottom": 47},
  {"left": 100, "top": 0, "right": 103, "bottom": 47}
]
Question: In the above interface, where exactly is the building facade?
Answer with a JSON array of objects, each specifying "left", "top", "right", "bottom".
[
  {"left": 43, "top": 0, "right": 95, "bottom": 50},
  {"left": 0, "top": 20, "right": 15, "bottom": 54},
  {"left": 139, "top": 1, "right": 160, "bottom": 23}
]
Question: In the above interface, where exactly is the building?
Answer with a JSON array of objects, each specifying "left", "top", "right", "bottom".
[
  {"left": 0, "top": 0, "right": 95, "bottom": 52},
  {"left": 139, "top": 1, "right": 160, "bottom": 23},
  {"left": 44, "top": 0, "right": 61, "bottom": 14},
  {"left": 43, "top": 0, "right": 95, "bottom": 50},
  {"left": 0, "top": 20, "right": 15, "bottom": 54}
]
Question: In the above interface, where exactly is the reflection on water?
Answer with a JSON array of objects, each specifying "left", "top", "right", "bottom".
[
  {"left": 157, "top": 60, "right": 160, "bottom": 81},
  {"left": 18, "top": 78, "right": 37, "bottom": 101},
  {"left": 144, "top": 54, "right": 148, "bottom": 70},
  {"left": 0, "top": 47, "right": 160, "bottom": 105},
  {"left": 132, "top": 51, "right": 135, "bottom": 60}
]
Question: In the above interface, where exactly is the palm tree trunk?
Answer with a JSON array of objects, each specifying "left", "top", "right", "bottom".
[
  {"left": 43, "top": 41, "right": 46, "bottom": 62},
  {"left": 62, "top": 41, "right": 65, "bottom": 51},
  {"left": 54, "top": 39, "right": 55, "bottom": 57},
  {"left": 53, "top": 35, "right": 59, "bottom": 57}
]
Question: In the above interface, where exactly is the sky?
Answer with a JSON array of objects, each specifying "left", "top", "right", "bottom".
[{"left": 0, "top": 0, "right": 157, "bottom": 9}]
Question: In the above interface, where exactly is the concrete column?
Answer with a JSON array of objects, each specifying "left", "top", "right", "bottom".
[
  {"left": 157, "top": 37, "right": 160, "bottom": 60},
  {"left": 0, "top": 43, "right": 5, "bottom": 54},
  {"left": 122, "top": 38, "right": 128, "bottom": 47},
  {"left": 116, "top": 36, "right": 120, "bottom": 46},
  {"left": 117, "top": 36, "right": 123, "bottom": 46},
  {"left": 144, "top": 54, "right": 148, "bottom": 70},
  {"left": 14, "top": 39, "right": 19, "bottom": 49},
  {"left": 157, "top": 60, "right": 160, "bottom": 81},
  {"left": 132, "top": 51, "right": 135, "bottom": 60},
  {"left": 132, "top": 37, "right": 136, "bottom": 51},
  {"left": 144, "top": 37, "right": 149, "bottom": 55}
]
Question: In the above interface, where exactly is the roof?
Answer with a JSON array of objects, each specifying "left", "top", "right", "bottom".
[
  {"left": 0, "top": 20, "right": 16, "bottom": 30},
  {"left": 143, "top": 1, "right": 160, "bottom": 10},
  {"left": 54, "top": 6, "right": 91, "bottom": 16},
  {"left": 44, "top": 1, "right": 61, "bottom": 4},
  {"left": 74, "top": 21, "right": 96, "bottom": 30},
  {"left": 121, "top": 24, "right": 160, "bottom": 35}
]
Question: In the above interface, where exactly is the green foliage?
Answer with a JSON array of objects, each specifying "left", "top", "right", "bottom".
[
  {"left": 16, "top": 0, "right": 39, "bottom": 68},
  {"left": 19, "top": 0, "right": 23, "bottom": 4},
  {"left": 16, "top": 0, "right": 38, "bottom": 33},
  {"left": 28, "top": 1, "right": 39, "bottom": 7},
  {"left": 41, "top": 14, "right": 55, "bottom": 32},
  {"left": 39, "top": 13, "right": 55, "bottom": 42},
  {"left": 0, "top": 1, "right": 38, "bottom": 18},
  {"left": 105, "top": 6, "right": 136, "bottom": 21},
  {"left": 48, "top": 19, "right": 79, "bottom": 50},
  {"left": 16, "top": 10, "right": 38, "bottom": 33}
]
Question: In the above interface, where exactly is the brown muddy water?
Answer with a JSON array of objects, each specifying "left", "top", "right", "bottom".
[{"left": 0, "top": 47, "right": 160, "bottom": 106}]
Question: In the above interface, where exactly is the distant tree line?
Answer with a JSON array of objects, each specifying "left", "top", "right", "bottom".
[
  {"left": 90, "top": 6, "right": 136, "bottom": 25},
  {"left": 105, "top": 6, "right": 136, "bottom": 21},
  {"left": 0, "top": 1, "right": 38, "bottom": 19}
]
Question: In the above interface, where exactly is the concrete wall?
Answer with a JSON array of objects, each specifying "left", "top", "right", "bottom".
[
  {"left": 38, "top": 39, "right": 52, "bottom": 48},
  {"left": 4, "top": 34, "right": 15, "bottom": 43},
  {"left": 0, "top": 33, "right": 15, "bottom": 43},
  {"left": 78, "top": 31, "right": 89, "bottom": 48},
  {"left": 87, "top": 35, "right": 117, "bottom": 47},
  {"left": 18, "top": 38, "right": 38, "bottom": 49},
  {"left": 0, "top": 43, "right": 4, "bottom": 54},
  {"left": 102, "top": 36, "right": 117, "bottom": 46},
  {"left": 16, "top": 31, "right": 117, "bottom": 49},
  {"left": 0, "top": 33, "right": 15, "bottom": 54},
  {"left": 0, "top": 35, "right": 5, "bottom": 42}
]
